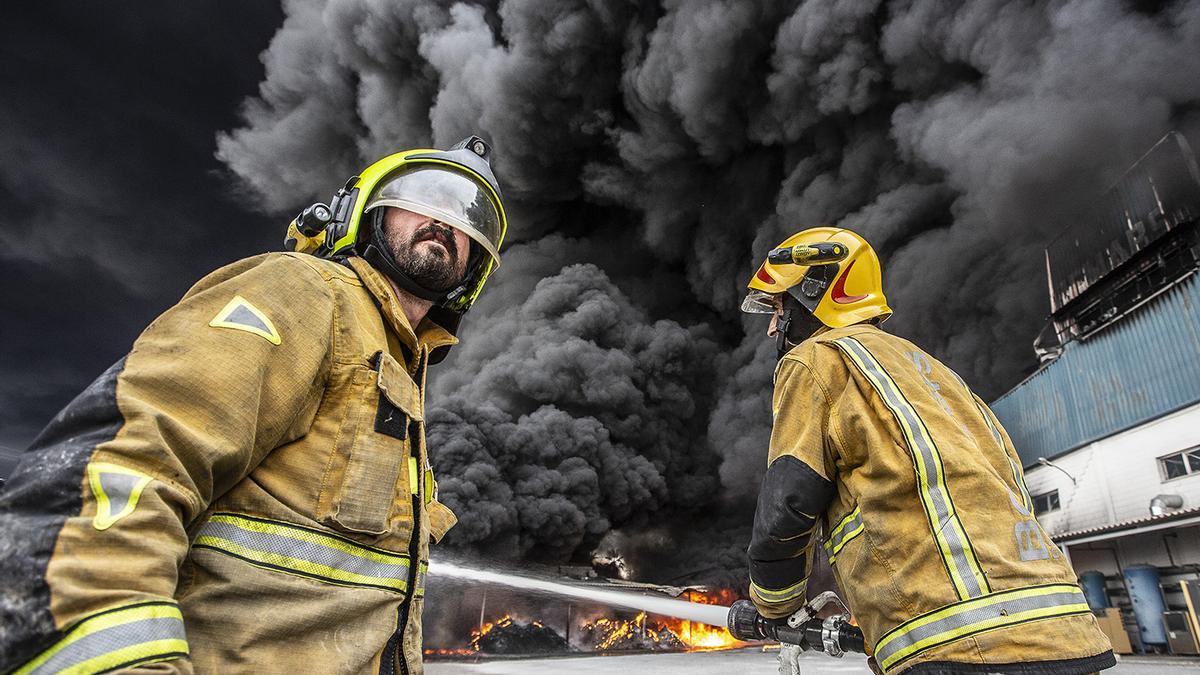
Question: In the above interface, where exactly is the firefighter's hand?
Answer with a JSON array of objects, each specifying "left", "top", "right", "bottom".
[{"left": 778, "top": 641, "right": 805, "bottom": 675}]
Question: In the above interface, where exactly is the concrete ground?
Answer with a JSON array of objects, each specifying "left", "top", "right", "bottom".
[{"left": 426, "top": 648, "right": 1200, "bottom": 674}]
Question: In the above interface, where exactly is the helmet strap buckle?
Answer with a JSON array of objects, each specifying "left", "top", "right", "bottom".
[{"left": 776, "top": 311, "right": 795, "bottom": 360}]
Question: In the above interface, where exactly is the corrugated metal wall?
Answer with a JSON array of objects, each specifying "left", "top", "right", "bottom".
[{"left": 992, "top": 271, "right": 1200, "bottom": 467}]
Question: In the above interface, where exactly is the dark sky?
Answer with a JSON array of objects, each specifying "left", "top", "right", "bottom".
[{"left": 0, "top": 4, "right": 285, "bottom": 471}]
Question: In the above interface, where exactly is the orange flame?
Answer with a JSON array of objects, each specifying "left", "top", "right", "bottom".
[
  {"left": 580, "top": 588, "right": 746, "bottom": 652},
  {"left": 668, "top": 587, "right": 745, "bottom": 651},
  {"left": 432, "top": 589, "right": 747, "bottom": 657}
]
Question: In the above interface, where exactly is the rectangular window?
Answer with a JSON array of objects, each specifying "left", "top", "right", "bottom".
[
  {"left": 1032, "top": 490, "right": 1060, "bottom": 515},
  {"left": 1159, "top": 446, "right": 1200, "bottom": 481}
]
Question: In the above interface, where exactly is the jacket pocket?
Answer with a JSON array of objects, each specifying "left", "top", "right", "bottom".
[
  {"left": 324, "top": 354, "right": 421, "bottom": 536},
  {"left": 427, "top": 500, "right": 458, "bottom": 544}
]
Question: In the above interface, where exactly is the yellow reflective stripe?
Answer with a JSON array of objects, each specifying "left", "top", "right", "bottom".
[
  {"left": 874, "top": 584, "right": 1090, "bottom": 672},
  {"left": 973, "top": 400, "right": 1033, "bottom": 513},
  {"left": 208, "top": 295, "right": 282, "bottom": 345},
  {"left": 833, "top": 337, "right": 989, "bottom": 600},
  {"left": 87, "top": 462, "right": 153, "bottom": 531},
  {"left": 952, "top": 370, "right": 1034, "bottom": 517},
  {"left": 409, "top": 457, "right": 419, "bottom": 495},
  {"left": 750, "top": 578, "right": 808, "bottom": 604},
  {"left": 193, "top": 513, "right": 410, "bottom": 593},
  {"left": 424, "top": 470, "right": 436, "bottom": 504},
  {"left": 825, "top": 505, "right": 861, "bottom": 546},
  {"left": 16, "top": 602, "right": 187, "bottom": 675},
  {"left": 823, "top": 506, "right": 864, "bottom": 565},
  {"left": 206, "top": 513, "right": 403, "bottom": 565}
]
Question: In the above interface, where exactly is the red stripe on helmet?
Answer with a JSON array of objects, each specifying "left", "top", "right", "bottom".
[
  {"left": 756, "top": 265, "right": 776, "bottom": 284},
  {"left": 831, "top": 260, "right": 868, "bottom": 304}
]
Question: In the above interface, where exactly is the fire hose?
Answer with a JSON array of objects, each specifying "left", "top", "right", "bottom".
[{"left": 727, "top": 592, "right": 865, "bottom": 657}]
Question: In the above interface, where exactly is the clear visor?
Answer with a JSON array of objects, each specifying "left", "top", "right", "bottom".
[
  {"left": 364, "top": 166, "right": 503, "bottom": 266},
  {"left": 741, "top": 290, "right": 781, "bottom": 314}
]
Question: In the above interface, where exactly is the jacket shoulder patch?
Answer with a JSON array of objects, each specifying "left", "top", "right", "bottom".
[
  {"left": 87, "top": 463, "right": 153, "bottom": 530},
  {"left": 209, "top": 295, "right": 281, "bottom": 345}
]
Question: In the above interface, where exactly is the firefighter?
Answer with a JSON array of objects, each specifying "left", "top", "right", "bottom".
[
  {"left": 741, "top": 228, "right": 1115, "bottom": 674},
  {"left": 0, "top": 136, "right": 506, "bottom": 674}
]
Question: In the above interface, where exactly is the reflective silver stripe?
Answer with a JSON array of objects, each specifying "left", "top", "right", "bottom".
[
  {"left": 750, "top": 578, "right": 807, "bottom": 604},
  {"left": 16, "top": 603, "right": 188, "bottom": 675},
  {"left": 823, "top": 506, "right": 864, "bottom": 564},
  {"left": 193, "top": 513, "right": 411, "bottom": 593},
  {"left": 415, "top": 561, "right": 429, "bottom": 598},
  {"left": 974, "top": 399, "right": 1033, "bottom": 512},
  {"left": 951, "top": 369, "right": 1034, "bottom": 517},
  {"left": 874, "top": 584, "right": 1090, "bottom": 672},
  {"left": 833, "top": 337, "right": 988, "bottom": 599}
]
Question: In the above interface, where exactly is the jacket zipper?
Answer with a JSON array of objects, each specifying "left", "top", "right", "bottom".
[{"left": 381, "top": 355, "right": 426, "bottom": 675}]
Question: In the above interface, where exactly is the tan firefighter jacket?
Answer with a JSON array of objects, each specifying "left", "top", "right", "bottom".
[
  {"left": 747, "top": 324, "right": 1114, "bottom": 674},
  {"left": 0, "top": 252, "right": 460, "bottom": 675}
]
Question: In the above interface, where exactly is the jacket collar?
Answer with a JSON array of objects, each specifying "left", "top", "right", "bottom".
[{"left": 346, "top": 257, "right": 458, "bottom": 357}]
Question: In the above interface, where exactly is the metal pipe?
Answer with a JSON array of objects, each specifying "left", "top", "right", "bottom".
[
  {"left": 1036, "top": 457, "right": 1077, "bottom": 485},
  {"left": 1150, "top": 494, "right": 1184, "bottom": 516}
]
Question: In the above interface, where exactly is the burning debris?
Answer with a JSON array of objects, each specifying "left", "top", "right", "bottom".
[
  {"left": 422, "top": 581, "right": 747, "bottom": 659},
  {"left": 581, "top": 612, "right": 686, "bottom": 651},
  {"left": 579, "top": 610, "right": 744, "bottom": 652},
  {"left": 471, "top": 615, "right": 568, "bottom": 655}
]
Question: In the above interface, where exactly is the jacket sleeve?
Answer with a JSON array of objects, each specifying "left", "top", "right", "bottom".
[
  {"left": 0, "top": 253, "right": 335, "bottom": 673},
  {"left": 747, "top": 356, "right": 836, "bottom": 619}
]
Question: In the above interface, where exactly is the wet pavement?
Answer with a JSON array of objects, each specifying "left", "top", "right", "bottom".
[{"left": 425, "top": 648, "right": 1200, "bottom": 674}]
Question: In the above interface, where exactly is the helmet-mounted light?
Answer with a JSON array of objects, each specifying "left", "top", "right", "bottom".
[{"left": 767, "top": 242, "right": 849, "bottom": 266}]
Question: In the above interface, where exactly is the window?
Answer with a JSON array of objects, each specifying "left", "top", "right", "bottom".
[
  {"left": 1032, "top": 490, "right": 1060, "bottom": 516},
  {"left": 1159, "top": 446, "right": 1200, "bottom": 481}
]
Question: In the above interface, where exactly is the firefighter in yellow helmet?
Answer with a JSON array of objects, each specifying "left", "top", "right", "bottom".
[
  {"left": 0, "top": 136, "right": 506, "bottom": 674},
  {"left": 740, "top": 228, "right": 1114, "bottom": 674}
]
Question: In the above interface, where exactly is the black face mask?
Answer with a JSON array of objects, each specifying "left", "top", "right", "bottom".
[{"left": 776, "top": 293, "right": 824, "bottom": 360}]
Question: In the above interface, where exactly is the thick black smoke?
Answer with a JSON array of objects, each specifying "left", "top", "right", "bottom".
[{"left": 218, "top": 0, "right": 1200, "bottom": 580}]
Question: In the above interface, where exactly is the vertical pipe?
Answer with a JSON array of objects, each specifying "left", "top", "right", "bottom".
[
  {"left": 479, "top": 588, "right": 487, "bottom": 638},
  {"left": 1045, "top": 248, "right": 1058, "bottom": 314}
]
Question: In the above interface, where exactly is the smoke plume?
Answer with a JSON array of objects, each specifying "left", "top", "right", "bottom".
[{"left": 218, "top": 0, "right": 1200, "bottom": 581}]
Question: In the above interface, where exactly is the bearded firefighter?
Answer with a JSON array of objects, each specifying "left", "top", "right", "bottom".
[
  {"left": 0, "top": 136, "right": 506, "bottom": 674},
  {"left": 740, "top": 228, "right": 1114, "bottom": 674}
]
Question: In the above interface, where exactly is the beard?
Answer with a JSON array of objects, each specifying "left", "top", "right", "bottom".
[{"left": 388, "top": 223, "right": 465, "bottom": 292}]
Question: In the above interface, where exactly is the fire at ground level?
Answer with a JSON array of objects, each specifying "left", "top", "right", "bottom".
[
  {"left": 426, "top": 648, "right": 1200, "bottom": 674},
  {"left": 421, "top": 566, "right": 746, "bottom": 656}
]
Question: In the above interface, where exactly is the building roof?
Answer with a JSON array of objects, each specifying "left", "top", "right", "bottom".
[
  {"left": 992, "top": 269, "right": 1200, "bottom": 467},
  {"left": 1051, "top": 505, "right": 1200, "bottom": 544}
]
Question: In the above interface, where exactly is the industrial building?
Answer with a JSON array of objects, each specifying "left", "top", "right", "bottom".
[{"left": 992, "top": 131, "right": 1200, "bottom": 656}]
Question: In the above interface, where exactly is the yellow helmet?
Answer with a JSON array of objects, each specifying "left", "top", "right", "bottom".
[
  {"left": 284, "top": 135, "right": 506, "bottom": 314},
  {"left": 742, "top": 227, "right": 891, "bottom": 328}
]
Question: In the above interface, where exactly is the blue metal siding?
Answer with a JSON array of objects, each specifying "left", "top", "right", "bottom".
[{"left": 992, "top": 271, "right": 1200, "bottom": 467}]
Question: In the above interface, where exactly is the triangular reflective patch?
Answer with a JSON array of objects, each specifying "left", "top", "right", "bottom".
[
  {"left": 209, "top": 295, "right": 281, "bottom": 345},
  {"left": 88, "top": 463, "right": 153, "bottom": 531}
]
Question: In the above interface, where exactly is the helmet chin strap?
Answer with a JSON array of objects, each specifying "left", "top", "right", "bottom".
[
  {"left": 776, "top": 311, "right": 797, "bottom": 360},
  {"left": 776, "top": 294, "right": 825, "bottom": 360},
  {"left": 360, "top": 209, "right": 470, "bottom": 305}
]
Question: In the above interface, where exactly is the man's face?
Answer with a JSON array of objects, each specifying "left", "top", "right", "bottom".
[{"left": 382, "top": 207, "right": 472, "bottom": 292}]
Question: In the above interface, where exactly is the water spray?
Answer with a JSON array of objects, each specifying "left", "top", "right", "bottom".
[
  {"left": 429, "top": 560, "right": 866, "bottom": 658},
  {"left": 429, "top": 559, "right": 730, "bottom": 627}
]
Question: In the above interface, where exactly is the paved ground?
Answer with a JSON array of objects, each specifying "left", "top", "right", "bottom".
[{"left": 426, "top": 648, "right": 1200, "bottom": 674}]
